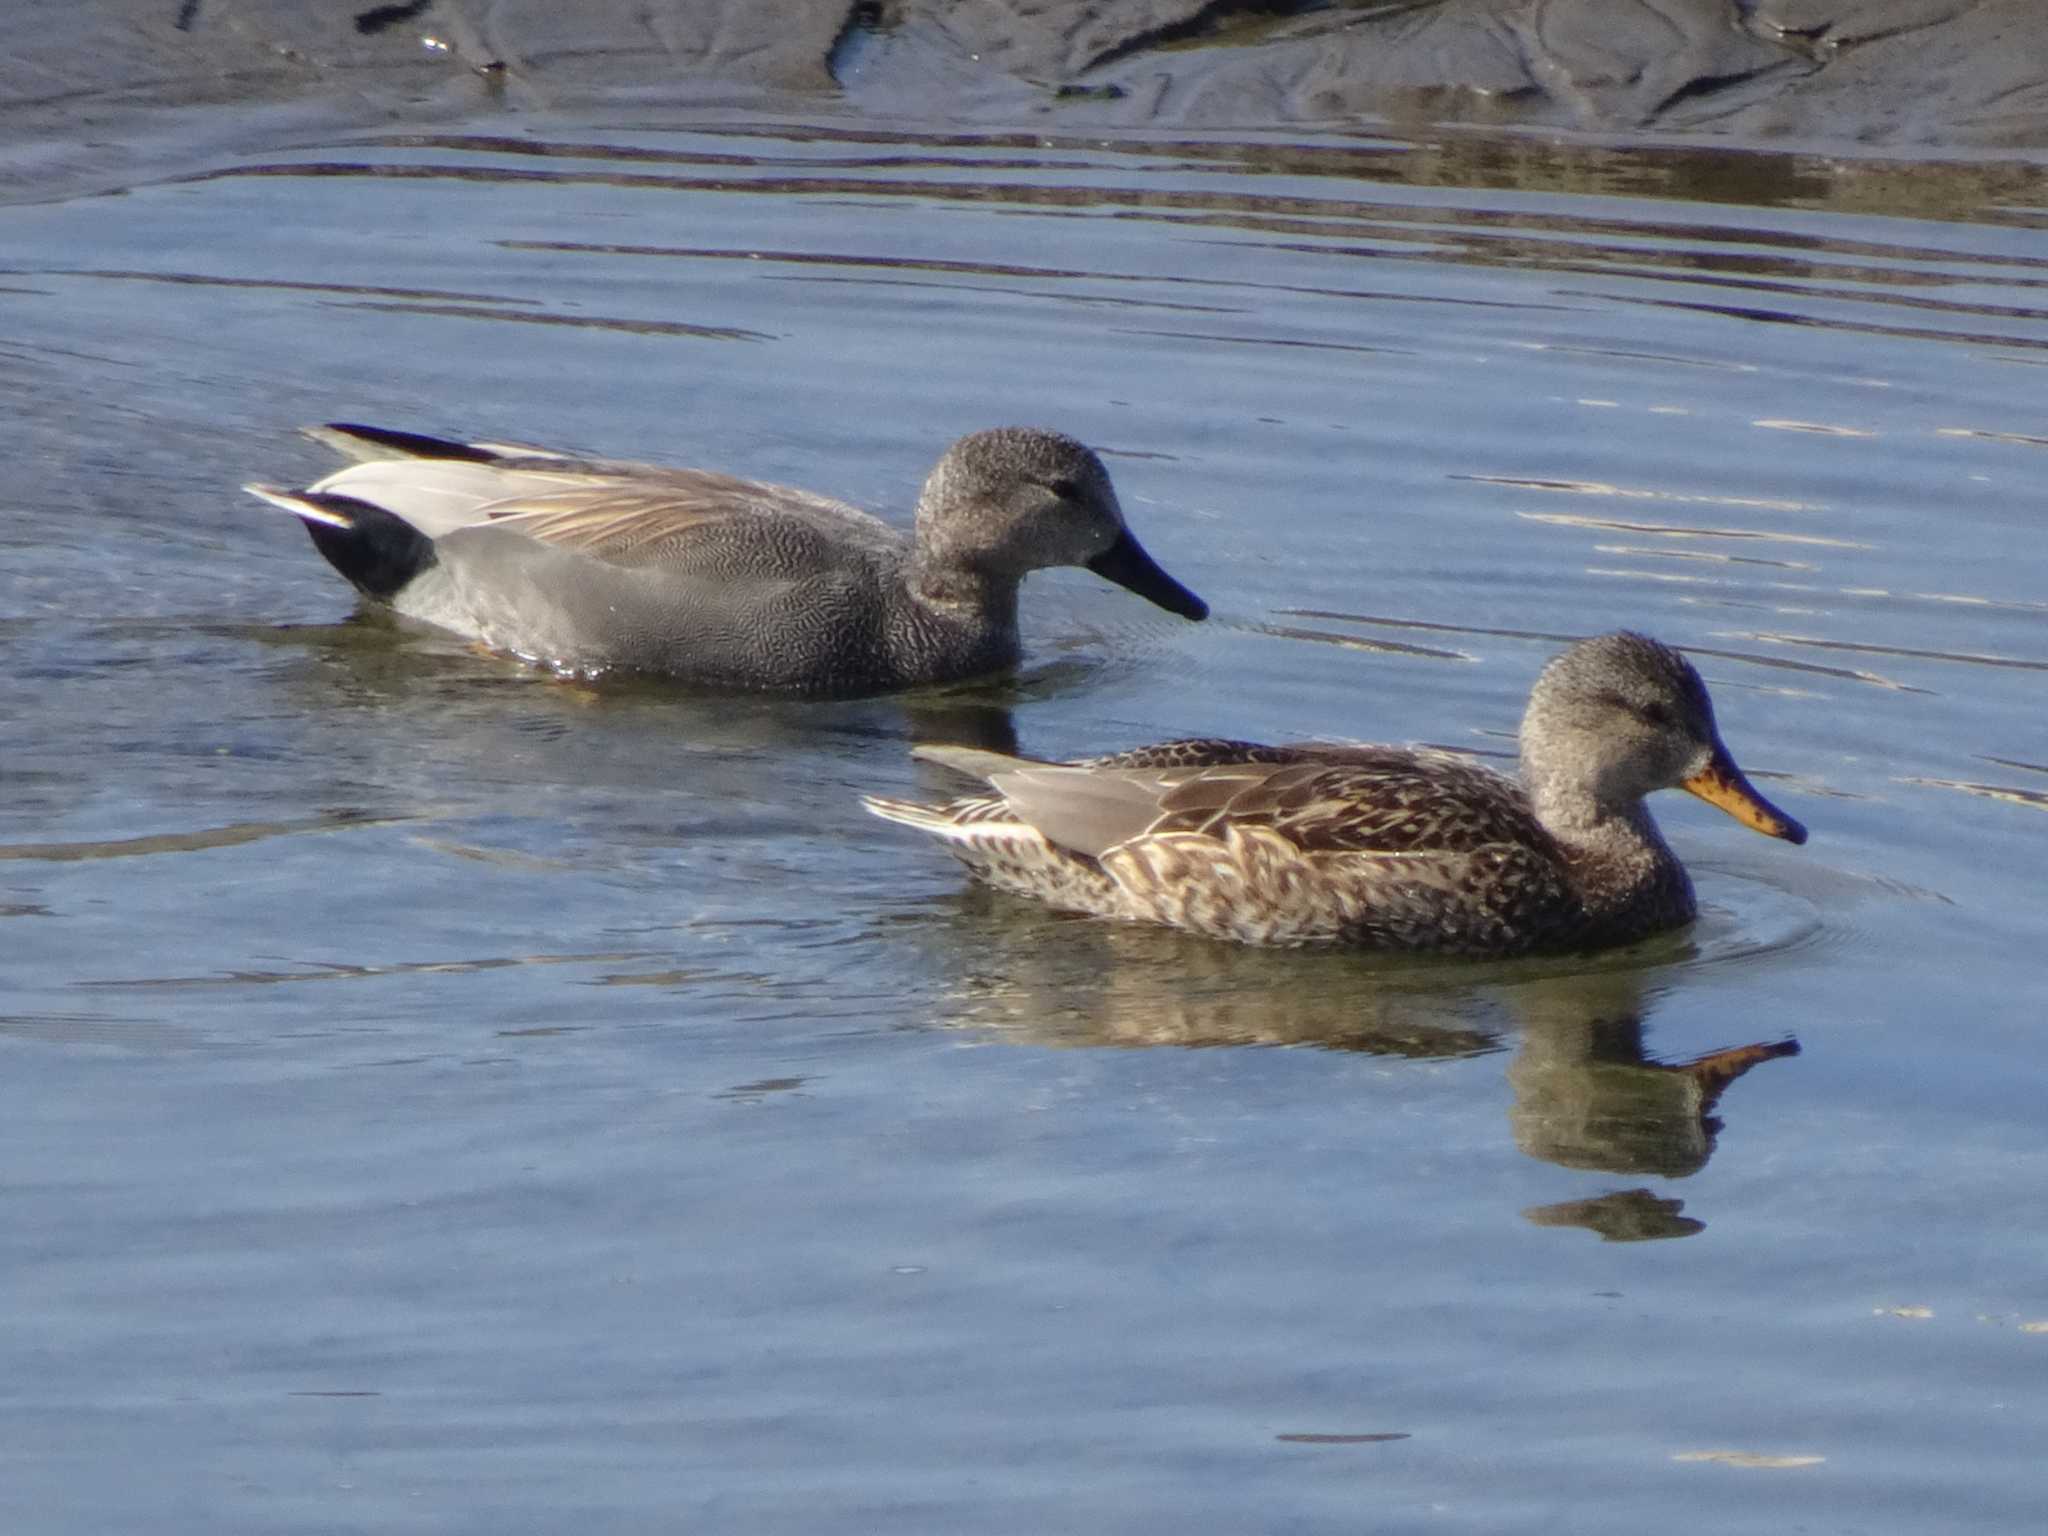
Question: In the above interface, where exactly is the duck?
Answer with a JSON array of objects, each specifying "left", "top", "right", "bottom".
[
  {"left": 861, "top": 631, "right": 1807, "bottom": 954},
  {"left": 244, "top": 423, "right": 1207, "bottom": 696}
]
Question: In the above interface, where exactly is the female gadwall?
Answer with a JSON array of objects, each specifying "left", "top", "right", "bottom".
[
  {"left": 862, "top": 631, "right": 1808, "bottom": 954},
  {"left": 245, "top": 424, "right": 1207, "bottom": 696}
]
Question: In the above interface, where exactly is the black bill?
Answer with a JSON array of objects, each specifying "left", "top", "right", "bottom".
[{"left": 1085, "top": 529, "right": 1209, "bottom": 622}]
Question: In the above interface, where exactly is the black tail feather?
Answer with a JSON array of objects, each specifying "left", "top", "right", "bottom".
[
  {"left": 297, "top": 493, "right": 439, "bottom": 601},
  {"left": 322, "top": 422, "right": 502, "bottom": 464}
]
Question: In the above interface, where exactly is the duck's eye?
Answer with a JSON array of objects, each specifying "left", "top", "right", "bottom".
[
  {"left": 1046, "top": 476, "right": 1083, "bottom": 501},
  {"left": 1640, "top": 700, "right": 1678, "bottom": 729}
]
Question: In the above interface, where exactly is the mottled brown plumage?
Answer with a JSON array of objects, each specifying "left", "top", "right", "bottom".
[{"left": 863, "top": 633, "right": 1808, "bottom": 955}]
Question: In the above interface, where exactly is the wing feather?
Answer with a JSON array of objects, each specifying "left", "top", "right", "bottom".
[
  {"left": 310, "top": 439, "right": 896, "bottom": 570},
  {"left": 481, "top": 486, "right": 752, "bottom": 561},
  {"left": 988, "top": 751, "right": 1546, "bottom": 861}
]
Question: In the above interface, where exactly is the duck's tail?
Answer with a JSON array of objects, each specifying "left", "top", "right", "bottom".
[
  {"left": 865, "top": 747, "right": 1055, "bottom": 842},
  {"left": 243, "top": 483, "right": 438, "bottom": 601},
  {"left": 860, "top": 794, "right": 968, "bottom": 837}
]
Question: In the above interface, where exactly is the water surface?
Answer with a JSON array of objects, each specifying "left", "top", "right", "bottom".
[{"left": 3, "top": 115, "right": 2045, "bottom": 1533}]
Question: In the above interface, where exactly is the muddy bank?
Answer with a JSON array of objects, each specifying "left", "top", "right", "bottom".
[{"left": 3, "top": 0, "right": 2044, "bottom": 199}]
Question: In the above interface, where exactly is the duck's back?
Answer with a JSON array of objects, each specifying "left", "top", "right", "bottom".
[
  {"left": 1084, "top": 744, "right": 1591, "bottom": 951},
  {"left": 1111, "top": 741, "right": 1709, "bottom": 953}
]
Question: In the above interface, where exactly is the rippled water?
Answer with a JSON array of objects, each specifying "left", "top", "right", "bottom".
[{"left": 4, "top": 115, "right": 2045, "bottom": 1532}]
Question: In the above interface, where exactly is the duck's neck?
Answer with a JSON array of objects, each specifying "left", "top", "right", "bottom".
[
  {"left": 1526, "top": 777, "right": 1697, "bottom": 933},
  {"left": 898, "top": 557, "right": 1023, "bottom": 682},
  {"left": 909, "top": 556, "right": 1016, "bottom": 618}
]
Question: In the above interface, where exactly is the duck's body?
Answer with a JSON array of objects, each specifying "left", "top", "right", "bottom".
[
  {"left": 863, "top": 633, "right": 1807, "bottom": 956},
  {"left": 245, "top": 424, "right": 1206, "bottom": 696}
]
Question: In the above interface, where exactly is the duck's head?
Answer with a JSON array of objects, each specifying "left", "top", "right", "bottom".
[
  {"left": 1520, "top": 631, "right": 1806, "bottom": 844},
  {"left": 914, "top": 428, "right": 1208, "bottom": 621}
]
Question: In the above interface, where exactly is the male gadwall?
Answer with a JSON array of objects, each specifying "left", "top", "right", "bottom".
[
  {"left": 862, "top": 631, "right": 1807, "bottom": 954},
  {"left": 245, "top": 424, "right": 1207, "bottom": 695}
]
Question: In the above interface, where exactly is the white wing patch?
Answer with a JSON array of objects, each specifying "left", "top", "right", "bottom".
[{"left": 309, "top": 460, "right": 605, "bottom": 539}]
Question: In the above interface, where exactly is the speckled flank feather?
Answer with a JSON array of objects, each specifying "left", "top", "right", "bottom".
[
  {"left": 246, "top": 423, "right": 1206, "bottom": 697},
  {"left": 865, "top": 634, "right": 1808, "bottom": 956}
]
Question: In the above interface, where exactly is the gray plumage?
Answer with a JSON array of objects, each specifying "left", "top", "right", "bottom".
[
  {"left": 863, "top": 632, "right": 1809, "bottom": 955},
  {"left": 244, "top": 423, "right": 1207, "bottom": 696}
]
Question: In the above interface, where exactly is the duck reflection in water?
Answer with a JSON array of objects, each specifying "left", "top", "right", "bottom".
[
  {"left": 906, "top": 909, "right": 1795, "bottom": 1236},
  {"left": 1506, "top": 968, "right": 1798, "bottom": 1242}
]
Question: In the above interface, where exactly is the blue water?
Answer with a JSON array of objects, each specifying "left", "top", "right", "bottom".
[{"left": 3, "top": 115, "right": 2045, "bottom": 1532}]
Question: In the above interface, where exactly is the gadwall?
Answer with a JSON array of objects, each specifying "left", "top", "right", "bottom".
[
  {"left": 862, "top": 631, "right": 1807, "bottom": 954},
  {"left": 245, "top": 424, "right": 1207, "bottom": 695}
]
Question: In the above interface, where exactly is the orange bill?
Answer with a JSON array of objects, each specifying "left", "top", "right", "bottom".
[{"left": 1683, "top": 747, "right": 1807, "bottom": 845}]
